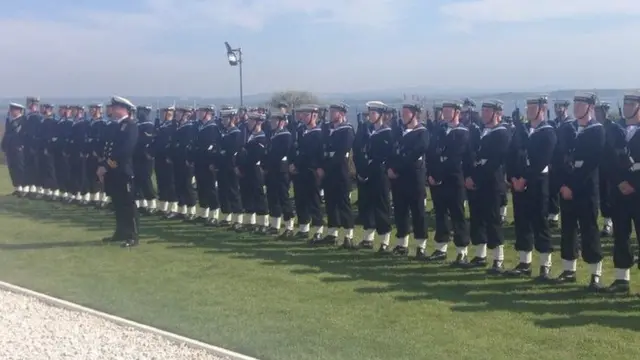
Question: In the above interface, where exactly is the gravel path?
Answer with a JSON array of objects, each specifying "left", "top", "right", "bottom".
[{"left": 0, "top": 289, "right": 231, "bottom": 360}]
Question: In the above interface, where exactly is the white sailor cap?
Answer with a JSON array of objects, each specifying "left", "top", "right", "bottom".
[
  {"left": 442, "top": 101, "right": 462, "bottom": 110},
  {"left": 9, "top": 102, "right": 25, "bottom": 110},
  {"left": 623, "top": 91, "right": 640, "bottom": 103},
  {"left": 110, "top": 96, "right": 135, "bottom": 110},
  {"left": 247, "top": 112, "right": 267, "bottom": 121},
  {"left": 402, "top": 101, "right": 423, "bottom": 113},
  {"left": 573, "top": 92, "right": 598, "bottom": 105},
  {"left": 89, "top": 103, "right": 103, "bottom": 108},
  {"left": 329, "top": 103, "right": 349, "bottom": 112},
  {"left": 137, "top": 105, "right": 152, "bottom": 111},
  {"left": 220, "top": 108, "right": 238, "bottom": 117},
  {"left": 198, "top": 105, "right": 216, "bottom": 112},
  {"left": 269, "top": 111, "right": 289, "bottom": 120},
  {"left": 526, "top": 95, "right": 549, "bottom": 105},
  {"left": 161, "top": 106, "right": 176, "bottom": 111},
  {"left": 366, "top": 101, "right": 387, "bottom": 113},
  {"left": 481, "top": 100, "right": 504, "bottom": 111},
  {"left": 463, "top": 98, "right": 476, "bottom": 108},
  {"left": 295, "top": 104, "right": 321, "bottom": 113}
]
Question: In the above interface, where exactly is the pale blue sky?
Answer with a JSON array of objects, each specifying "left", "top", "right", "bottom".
[{"left": 2, "top": 0, "right": 640, "bottom": 97}]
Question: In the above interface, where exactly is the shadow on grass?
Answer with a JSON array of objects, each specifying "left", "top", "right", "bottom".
[{"left": 0, "top": 195, "right": 637, "bottom": 333}]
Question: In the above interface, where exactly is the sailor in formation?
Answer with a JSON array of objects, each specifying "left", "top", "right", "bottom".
[
  {"left": 96, "top": 96, "right": 139, "bottom": 248},
  {"left": 264, "top": 111, "right": 295, "bottom": 237},
  {"left": 506, "top": 96, "right": 556, "bottom": 279},
  {"left": 425, "top": 100, "right": 470, "bottom": 263},
  {"left": 4, "top": 94, "right": 639, "bottom": 294},
  {"left": 355, "top": 101, "right": 393, "bottom": 252},
  {"left": 556, "top": 93, "right": 605, "bottom": 291}
]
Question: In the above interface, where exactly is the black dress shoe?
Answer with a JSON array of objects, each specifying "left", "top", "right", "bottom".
[
  {"left": 555, "top": 270, "right": 577, "bottom": 283},
  {"left": 294, "top": 231, "right": 309, "bottom": 240},
  {"left": 309, "top": 234, "right": 335, "bottom": 246},
  {"left": 534, "top": 266, "right": 552, "bottom": 282},
  {"left": 339, "top": 237, "right": 355, "bottom": 250},
  {"left": 461, "top": 256, "right": 487, "bottom": 269},
  {"left": 120, "top": 239, "right": 139, "bottom": 248},
  {"left": 486, "top": 260, "right": 504, "bottom": 275},
  {"left": 278, "top": 229, "right": 295, "bottom": 239},
  {"left": 413, "top": 247, "right": 427, "bottom": 260},
  {"left": 375, "top": 244, "right": 390, "bottom": 255},
  {"left": 102, "top": 236, "right": 121, "bottom": 243},
  {"left": 163, "top": 212, "right": 180, "bottom": 220},
  {"left": 424, "top": 250, "right": 447, "bottom": 262},
  {"left": 356, "top": 240, "right": 374, "bottom": 250},
  {"left": 205, "top": 218, "right": 219, "bottom": 227},
  {"left": 253, "top": 226, "right": 269, "bottom": 235},
  {"left": 587, "top": 275, "right": 604, "bottom": 293},
  {"left": 234, "top": 224, "right": 253, "bottom": 233},
  {"left": 450, "top": 253, "right": 469, "bottom": 267},
  {"left": 183, "top": 214, "right": 197, "bottom": 222},
  {"left": 391, "top": 245, "right": 409, "bottom": 257},
  {"left": 505, "top": 263, "right": 532, "bottom": 277},
  {"left": 606, "top": 279, "right": 631, "bottom": 294}
]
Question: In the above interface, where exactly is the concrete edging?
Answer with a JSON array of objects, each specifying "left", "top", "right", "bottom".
[{"left": 0, "top": 280, "right": 260, "bottom": 360}]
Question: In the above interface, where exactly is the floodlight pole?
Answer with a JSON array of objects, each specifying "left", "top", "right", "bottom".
[
  {"left": 225, "top": 42, "right": 244, "bottom": 107},
  {"left": 237, "top": 48, "right": 244, "bottom": 107}
]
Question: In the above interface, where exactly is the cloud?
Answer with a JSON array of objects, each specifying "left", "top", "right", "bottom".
[
  {"left": 80, "top": 0, "right": 408, "bottom": 31},
  {"left": 439, "top": 0, "right": 640, "bottom": 25},
  {"left": 2, "top": 0, "right": 640, "bottom": 99},
  {"left": 0, "top": 0, "right": 411, "bottom": 97}
]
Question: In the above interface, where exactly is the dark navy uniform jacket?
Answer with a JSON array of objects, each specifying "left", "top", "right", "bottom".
[
  {"left": 1, "top": 115, "right": 26, "bottom": 154},
  {"left": 104, "top": 117, "right": 138, "bottom": 176},
  {"left": 563, "top": 120, "right": 605, "bottom": 196},
  {"left": 604, "top": 120, "right": 640, "bottom": 191}
]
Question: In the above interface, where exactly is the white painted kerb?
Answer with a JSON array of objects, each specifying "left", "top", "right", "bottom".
[{"left": 0, "top": 280, "right": 260, "bottom": 360}]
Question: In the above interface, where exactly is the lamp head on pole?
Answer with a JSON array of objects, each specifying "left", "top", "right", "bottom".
[{"left": 225, "top": 41, "right": 240, "bottom": 66}]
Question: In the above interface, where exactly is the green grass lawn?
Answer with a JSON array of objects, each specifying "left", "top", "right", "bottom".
[{"left": 0, "top": 165, "right": 638, "bottom": 360}]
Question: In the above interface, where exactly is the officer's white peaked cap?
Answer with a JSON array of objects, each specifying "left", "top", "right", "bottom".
[
  {"left": 111, "top": 96, "right": 135, "bottom": 110},
  {"left": 9, "top": 102, "right": 25, "bottom": 110}
]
